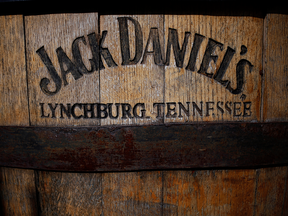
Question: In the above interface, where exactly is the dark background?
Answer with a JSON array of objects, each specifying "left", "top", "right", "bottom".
[{"left": 0, "top": 0, "right": 287, "bottom": 17}]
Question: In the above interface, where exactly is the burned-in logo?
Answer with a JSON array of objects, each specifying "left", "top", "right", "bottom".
[
  {"left": 37, "top": 17, "right": 253, "bottom": 96},
  {"left": 37, "top": 17, "right": 254, "bottom": 120}
]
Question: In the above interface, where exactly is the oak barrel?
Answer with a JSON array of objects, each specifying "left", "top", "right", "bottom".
[{"left": 1, "top": 2, "right": 288, "bottom": 215}]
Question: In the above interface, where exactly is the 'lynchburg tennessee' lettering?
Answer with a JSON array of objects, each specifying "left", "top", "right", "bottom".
[
  {"left": 39, "top": 101, "right": 252, "bottom": 119},
  {"left": 36, "top": 17, "right": 253, "bottom": 96}
]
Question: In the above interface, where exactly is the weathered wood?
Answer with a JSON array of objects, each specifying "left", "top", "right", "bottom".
[
  {"left": 258, "top": 13, "right": 288, "bottom": 216},
  {"left": 0, "top": 15, "right": 29, "bottom": 126},
  {"left": 24, "top": 13, "right": 104, "bottom": 215},
  {"left": 283, "top": 169, "right": 288, "bottom": 216},
  {"left": 36, "top": 171, "right": 102, "bottom": 216},
  {"left": 163, "top": 169, "right": 257, "bottom": 215},
  {"left": 0, "top": 167, "right": 38, "bottom": 216},
  {"left": 99, "top": 15, "right": 165, "bottom": 216},
  {"left": 99, "top": 15, "right": 165, "bottom": 125},
  {"left": 0, "top": 11, "right": 287, "bottom": 216},
  {"left": 263, "top": 14, "right": 288, "bottom": 122},
  {"left": 254, "top": 167, "right": 288, "bottom": 216},
  {"left": 102, "top": 171, "right": 163, "bottom": 215},
  {"left": 164, "top": 14, "right": 263, "bottom": 123},
  {"left": 25, "top": 13, "right": 100, "bottom": 126},
  {"left": 0, "top": 15, "right": 37, "bottom": 216}
]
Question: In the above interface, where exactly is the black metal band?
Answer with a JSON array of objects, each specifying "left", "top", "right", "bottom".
[{"left": 1, "top": 122, "right": 287, "bottom": 172}]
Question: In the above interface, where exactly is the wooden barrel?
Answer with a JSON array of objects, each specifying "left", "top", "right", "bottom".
[{"left": 1, "top": 2, "right": 288, "bottom": 215}]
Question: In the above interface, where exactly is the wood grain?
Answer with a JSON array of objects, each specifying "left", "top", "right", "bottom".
[
  {"left": 25, "top": 13, "right": 100, "bottom": 126},
  {"left": 99, "top": 15, "right": 166, "bottom": 215},
  {"left": 99, "top": 15, "right": 165, "bottom": 126},
  {"left": 0, "top": 15, "right": 29, "bottom": 126},
  {"left": 254, "top": 166, "right": 288, "bottom": 216},
  {"left": 37, "top": 171, "right": 102, "bottom": 216},
  {"left": 261, "top": 13, "right": 288, "bottom": 215},
  {"left": 0, "top": 167, "right": 38, "bottom": 216},
  {"left": 282, "top": 168, "right": 288, "bottom": 216},
  {"left": 102, "top": 171, "right": 163, "bottom": 215},
  {"left": 263, "top": 14, "right": 288, "bottom": 122},
  {"left": 0, "top": 15, "right": 37, "bottom": 216},
  {"left": 162, "top": 14, "right": 263, "bottom": 216},
  {"left": 164, "top": 14, "right": 263, "bottom": 123},
  {"left": 1, "top": 12, "right": 286, "bottom": 216},
  {"left": 25, "top": 12, "right": 104, "bottom": 216},
  {"left": 163, "top": 169, "right": 257, "bottom": 216}
]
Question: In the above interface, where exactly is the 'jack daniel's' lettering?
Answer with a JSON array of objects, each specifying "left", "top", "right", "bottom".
[{"left": 36, "top": 17, "right": 253, "bottom": 96}]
